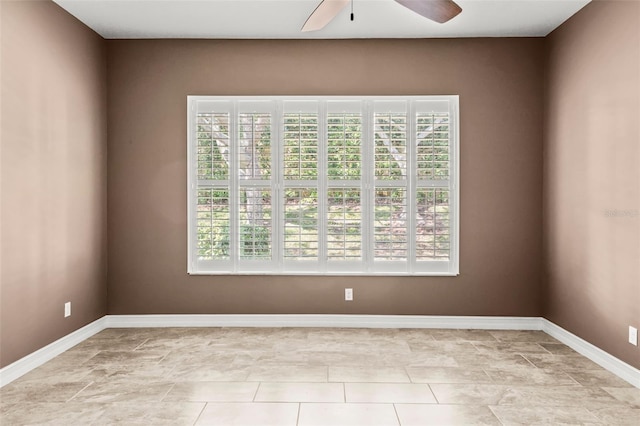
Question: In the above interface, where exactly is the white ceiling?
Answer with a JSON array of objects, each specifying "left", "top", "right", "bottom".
[{"left": 53, "top": 0, "right": 591, "bottom": 39}]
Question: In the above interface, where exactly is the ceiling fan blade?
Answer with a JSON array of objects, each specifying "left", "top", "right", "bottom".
[
  {"left": 301, "top": 0, "right": 350, "bottom": 32},
  {"left": 394, "top": 0, "right": 462, "bottom": 24}
]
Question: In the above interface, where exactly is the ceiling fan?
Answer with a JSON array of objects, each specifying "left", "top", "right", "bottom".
[{"left": 302, "top": 0, "right": 462, "bottom": 32}]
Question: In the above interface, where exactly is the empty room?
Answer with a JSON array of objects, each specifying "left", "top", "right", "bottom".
[{"left": 1, "top": 0, "right": 638, "bottom": 424}]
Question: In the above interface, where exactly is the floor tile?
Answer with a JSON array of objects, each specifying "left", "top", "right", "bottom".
[
  {"left": 506, "top": 385, "right": 625, "bottom": 407},
  {"left": 539, "top": 342, "right": 578, "bottom": 355},
  {"left": 254, "top": 382, "right": 344, "bottom": 402},
  {"left": 86, "top": 362, "right": 176, "bottom": 382},
  {"left": 247, "top": 365, "right": 328, "bottom": 382},
  {"left": 522, "top": 353, "right": 601, "bottom": 370},
  {"left": 395, "top": 329, "right": 437, "bottom": 342},
  {"left": 473, "top": 341, "right": 551, "bottom": 354},
  {"left": 602, "top": 386, "right": 640, "bottom": 408},
  {"left": 0, "top": 402, "right": 107, "bottom": 425},
  {"left": 395, "top": 403, "right": 501, "bottom": 426},
  {"left": 453, "top": 352, "right": 533, "bottom": 369},
  {"left": 490, "top": 405, "right": 601, "bottom": 425},
  {"left": 303, "top": 350, "right": 411, "bottom": 367},
  {"left": 329, "top": 366, "right": 410, "bottom": 383},
  {"left": 161, "top": 350, "right": 237, "bottom": 366},
  {"left": 164, "top": 382, "right": 258, "bottom": 402},
  {"left": 587, "top": 406, "right": 640, "bottom": 425},
  {"left": 407, "top": 341, "right": 477, "bottom": 355},
  {"left": 71, "top": 381, "right": 173, "bottom": 403},
  {"left": 403, "top": 352, "right": 460, "bottom": 368},
  {"left": 298, "top": 403, "right": 399, "bottom": 426},
  {"left": 567, "top": 369, "right": 635, "bottom": 387},
  {"left": 406, "top": 367, "right": 492, "bottom": 384},
  {"left": 94, "top": 402, "right": 205, "bottom": 425},
  {"left": 488, "top": 330, "right": 558, "bottom": 343},
  {"left": 428, "top": 329, "right": 499, "bottom": 342},
  {"left": 484, "top": 367, "right": 579, "bottom": 386},
  {"left": 82, "top": 350, "right": 168, "bottom": 367},
  {"left": 345, "top": 383, "right": 436, "bottom": 403},
  {"left": 14, "top": 363, "right": 94, "bottom": 384},
  {"left": 0, "top": 381, "right": 92, "bottom": 404},
  {"left": 429, "top": 384, "right": 514, "bottom": 405},
  {"left": 195, "top": 402, "right": 299, "bottom": 426},
  {"left": 166, "top": 365, "right": 250, "bottom": 381}
]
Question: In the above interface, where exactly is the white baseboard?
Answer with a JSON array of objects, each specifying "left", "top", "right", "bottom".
[
  {"left": 541, "top": 319, "right": 640, "bottom": 388},
  {"left": 0, "top": 317, "right": 106, "bottom": 387},
  {"left": 1, "top": 315, "right": 637, "bottom": 389},
  {"left": 104, "top": 314, "right": 542, "bottom": 330}
]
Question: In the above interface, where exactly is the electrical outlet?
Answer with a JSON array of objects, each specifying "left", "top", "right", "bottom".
[
  {"left": 64, "top": 302, "right": 71, "bottom": 318},
  {"left": 345, "top": 288, "right": 353, "bottom": 301},
  {"left": 629, "top": 326, "right": 638, "bottom": 346}
]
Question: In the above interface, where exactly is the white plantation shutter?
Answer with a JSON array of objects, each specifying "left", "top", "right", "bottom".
[
  {"left": 282, "top": 101, "right": 320, "bottom": 270},
  {"left": 372, "top": 102, "right": 408, "bottom": 272},
  {"left": 413, "top": 100, "right": 454, "bottom": 272},
  {"left": 236, "top": 107, "right": 275, "bottom": 270},
  {"left": 326, "top": 102, "right": 364, "bottom": 271},
  {"left": 194, "top": 103, "right": 232, "bottom": 271},
  {"left": 188, "top": 96, "right": 458, "bottom": 275}
]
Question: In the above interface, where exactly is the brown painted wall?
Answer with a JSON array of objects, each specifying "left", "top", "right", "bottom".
[
  {"left": 106, "top": 39, "right": 545, "bottom": 317},
  {"left": 544, "top": 1, "right": 640, "bottom": 368},
  {"left": 0, "top": 1, "right": 107, "bottom": 368}
]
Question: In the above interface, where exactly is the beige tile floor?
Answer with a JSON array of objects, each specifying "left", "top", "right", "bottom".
[{"left": 1, "top": 328, "right": 639, "bottom": 425}]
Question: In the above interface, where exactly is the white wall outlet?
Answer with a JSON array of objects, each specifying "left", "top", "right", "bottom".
[
  {"left": 64, "top": 302, "right": 71, "bottom": 318},
  {"left": 345, "top": 288, "right": 353, "bottom": 301},
  {"left": 629, "top": 326, "right": 638, "bottom": 346}
]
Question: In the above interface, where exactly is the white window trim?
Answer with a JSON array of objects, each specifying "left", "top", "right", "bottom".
[{"left": 187, "top": 96, "right": 459, "bottom": 276}]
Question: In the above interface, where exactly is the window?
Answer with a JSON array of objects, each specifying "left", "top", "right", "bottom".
[{"left": 188, "top": 96, "right": 459, "bottom": 275}]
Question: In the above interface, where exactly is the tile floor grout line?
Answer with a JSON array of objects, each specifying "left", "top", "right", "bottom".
[
  {"left": 253, "top": 382, "right": 261, "bottom": 402},
  {"left": 65, "top": 381, "right": 94, "bottom": 402},
  {"left": 295, "top": 402, "right": 301, "bottom": 426},
  {"left": 160, "top": 382, "right": 176, "bottom": 402},
  {"left": 425, "top": 383, "right": 440, "bottom": 404},
  {"left": 487, "top": 405, "right": 507, "bottom": 426},
  {"left": 132, "top": 338, "right": 151, "bottom": 351},
  {"left": 192, "top": 401, "right": 208, "bottom": 426}
]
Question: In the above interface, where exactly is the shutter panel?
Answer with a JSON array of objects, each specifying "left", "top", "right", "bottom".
[
  {"left": 236, "top": 108, "right": 275, "bottom": 264},
  {"left": 283, "top": 107, "right": 319, "bottom": 263},
  {"left": 326, "top": 107, "right": 363, "bottom": 269},
  {"left": 373, "top": 110, "right": 408, "bottom": 265},
  {"left": 195, "top": 111, "right": 231, "bottom": 267}
]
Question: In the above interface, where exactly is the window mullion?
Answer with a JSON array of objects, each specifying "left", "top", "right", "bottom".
[
  {"left": 451, "top": 101, "right": 460, "bottom": 274},
  {"left": 318, "top": 102, "right": 328, "bottom": 273},
  {"left": 274, "top": 101, "right": 282, "bottom": 273},
  {"left": 230, "top": 101, "right": 239, "bottom": 273},
  {"left": 408, "top": 102, "right": 416, "bottom": 274},
  {"left": 362, "top": 101, "right": 373, "bottom": 273},
  {"left": 187, "top": 99, "right": 196, "bottom": 273}
]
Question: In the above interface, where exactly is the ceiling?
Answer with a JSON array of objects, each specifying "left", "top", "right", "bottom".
[{"left": 53, "top": 0, "right": 591, "bottom": 39}]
